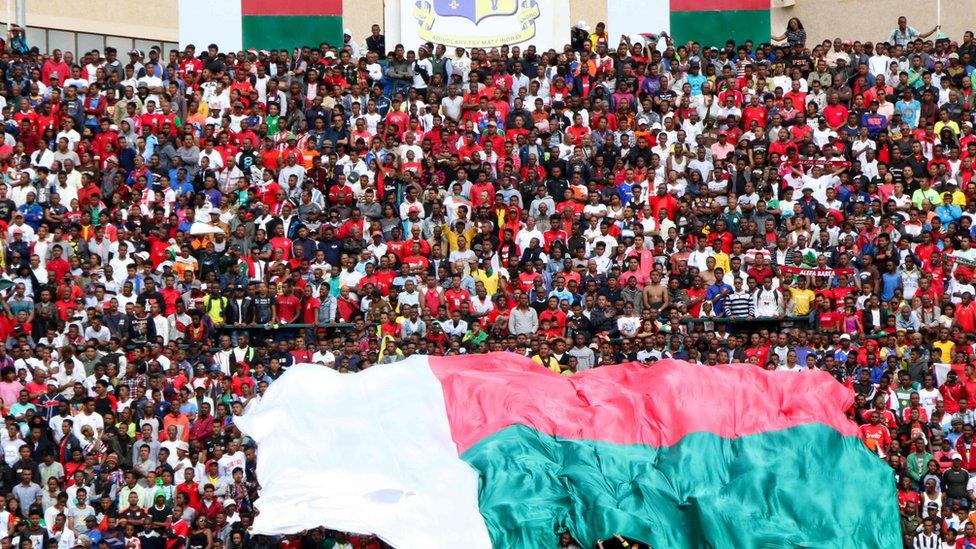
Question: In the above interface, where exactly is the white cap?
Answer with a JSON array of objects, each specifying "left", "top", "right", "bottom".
[{"left": 575, "top": 20, "right": 590, "bottom": 31}]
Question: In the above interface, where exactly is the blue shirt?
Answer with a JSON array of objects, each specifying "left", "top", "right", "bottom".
[
  {"left": 794, "top": 345, "right": 813, "bottom": 365},
  {"left": 860, "top": 112, "right": 888, "bottom": 137},
  {"left": 705, "top": 283, "right": 733, "bottom": 316},
  {"left": 895, "top": 99, "right": 921, "bottom": 128},
  {"left": 881, "top": 271, "right": 902, "bottom": 301},
  {"left": 549, "top": 288, "right": 574, "bottom": 304},
  {"left": 687, "top": 73, "right": 707, "bottom": 96},
  {"left": 617, "top": 183, "right": 636, "bottom": 204},
  {"left": 936, "top": 204, "right": 962, "bottom": 224}
]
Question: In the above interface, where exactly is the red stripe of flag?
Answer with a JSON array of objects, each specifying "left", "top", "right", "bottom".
[
  {"left": 670, "top": 0, "right": 768, "bottom": 11},
  {"left": 429, "top": 354, "right": 857, "bottom": 454},
  {"left": 241, "top": 0, "right": 342, "bottom": 16}
]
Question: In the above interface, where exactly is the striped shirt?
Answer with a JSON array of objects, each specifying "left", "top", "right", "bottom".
[
  {"left": 912, "top": 532, "right": 938, "bottom": 549},
  {"left": 726, "top": 290, "right": 755, "bottom": 318}
]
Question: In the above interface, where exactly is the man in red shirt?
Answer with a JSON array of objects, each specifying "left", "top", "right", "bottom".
[
  {"left": 565, "top": 113, "right": 590, "bottom": 145},
  {"left": 956, "top": 292, "right": 976, "bottom": 334},
  {"left": 139, "top": 100, "right": 164, "bottom": 134},
  {"left": 274, "top": 284, "right": 302, "bottom": 324},
  {"left": 385, "top": 97, "right": 409, "bottom": 137},
  {"left": 47, "top": 245, "right": 71, "bottom": 282},
  {"left": 742, "top": 97, "right": 767, "bottom": 130},
  {"left": 444, "top": 276, "right": 470, "bottom": 313},
  {"left": 176, "top": 470, "right": 202, "bottom": 510},
  {"left": 647, "top": 183, "right": 677, "bottom": 220},
  {"left": 858, "top": 411, "right": 892, "bottom": 457},
  {"left": 456, "top": 132, "right": 484, "bottom": 162},
  {"left": 41, "top": 50, "right": 70, "bottom": 85},
  {"left": 268, "top": 224, "right": 293, "bottom": 261},
  {"left": 538, "top": 298, "right": 567, "bottom": 335}
]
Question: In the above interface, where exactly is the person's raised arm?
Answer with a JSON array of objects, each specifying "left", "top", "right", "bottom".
[{"left": 919, "top": 24, "right": 940, "bottom": 39}]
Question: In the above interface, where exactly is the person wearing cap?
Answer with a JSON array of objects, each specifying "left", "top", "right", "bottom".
[
  {"left": 222, "top": 497, "right": 242, "bottom": 524},
  {"left": 943, "top": 451, "right": 970, "bottom": 507}
]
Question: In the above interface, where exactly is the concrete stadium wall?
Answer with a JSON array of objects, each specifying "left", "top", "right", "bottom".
[
  {"left": 14, "top": 0, "right": 604, "bottom": 49},
  {"left": 20, "top": 0, "right": 177, "bottom": 41},
  {"left": 770, "top": 0, "right": 976, "bottom": 45},
  {"left": 14, "top": 0, "right": 976, "bottom": 51}
]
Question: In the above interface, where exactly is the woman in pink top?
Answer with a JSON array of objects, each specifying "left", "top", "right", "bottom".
[{"left": 0, "top": 367, "right": 24, "bottom": 415}]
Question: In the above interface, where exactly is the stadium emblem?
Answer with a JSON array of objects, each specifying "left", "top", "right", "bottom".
[{"left": 413, "top": 0, "right": 541, "bottom": 47}]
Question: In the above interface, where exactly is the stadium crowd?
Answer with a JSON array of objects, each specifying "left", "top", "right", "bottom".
[{"left": 0, "top": 9, "right": 968, "bottom": 549}]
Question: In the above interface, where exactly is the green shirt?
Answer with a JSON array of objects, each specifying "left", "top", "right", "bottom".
[{"left": 911, "top": 187, "right": 942, "bottom": 208}]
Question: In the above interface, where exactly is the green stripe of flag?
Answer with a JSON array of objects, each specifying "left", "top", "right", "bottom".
[
  {"left": 461, "top": 423, "right": 899, "bottom": 549},
  {"left": 241, "top": 15, "right": 343, "bottom": 50},
  {"left": 670, "top": 9, "right": 770, "bottom": 47}
]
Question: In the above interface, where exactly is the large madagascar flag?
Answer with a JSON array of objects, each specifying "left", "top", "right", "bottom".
[
  {"left": 670, "top": 0, "right": 770, "bottom": 47},
  {"left": 615, "top": 0, "right": 771, "bottom": 48},
  {"left": 235, "top": 353, "right": 899, "bottom": 548},
  {"left": 241, "top": 0, "right": 343, "bottom": 51},
  {"left": 178, "top": 0, "right": 343, "bottom": 53}
]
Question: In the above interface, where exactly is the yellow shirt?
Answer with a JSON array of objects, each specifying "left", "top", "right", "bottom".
[
  {"left": 532, "top": 355, "right": 561, "bottom": 373},
  {"left": 949, "top": 189, "right": 967, "bottom": 207},
  {"left": 203, "top": 295, "right": 226, "bottom": 325},
  {"left": 443, "top": 224, "right": 476, "bottom": 253},
  {"left": 881, "top": 344, "right": 904, "bottom": 359},
  {"left": 789, "top": 288, "right": 816, "bottom": 315},
  {"left": 935, "top": 120, "right": 960, "bottom": 136},
  {"left": 711, "top": 251, "right": 730, "bottom": 273},
  {"left": 933, "top": 339, "right": 955, "bottom": 363},
  {"left": 472, "top": 269, "right": 501, "bottom": 296}
]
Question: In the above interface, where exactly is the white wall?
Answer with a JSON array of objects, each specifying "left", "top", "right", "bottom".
[
  {"left": 608, "top": 0, "right": 669, "bottom": 47},
  {"left": 178, "top": 0, "right": 241, "bottom": 51}
]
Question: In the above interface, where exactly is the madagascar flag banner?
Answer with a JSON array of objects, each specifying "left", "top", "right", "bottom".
[
  {"left": 242, "top": 0, "right": 343, "bottom": 50},
  {"left": 236, "top": 353, "right": 899, "bottom": 548},
  {"left": 670, "top": 0, "right": 770, "bottom": 47},
  {"left": 178, "top": 0, "right": 343, "bottom": 52}
]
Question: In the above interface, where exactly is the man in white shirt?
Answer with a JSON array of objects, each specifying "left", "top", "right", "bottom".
[
  {"left": 137, "top": 62, "right": 164, "bottom": 92},
  {"left": 514, "top": 217, "right": 545, "bottom": 252},
  {"left": 72, "top": 399, "right": 104, "bottom": 440},
  {"left": 29, "top": 141, "right": 54, "bottom": 169},
  {"left": 217, "top": 439, "right": 247, "bottom": 481},
  {"left": 868, "top": 45, "right": 892, "bottom": 79},
  {"left": 792, "top": 163, "right": 843, "bottom": 205}
]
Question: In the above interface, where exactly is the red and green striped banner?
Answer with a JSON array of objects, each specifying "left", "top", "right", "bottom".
[
  {"left": 239, "top": 353, "right": 901, "bottom": 548},
  {"left": 670, "top": 0, "right": 770, "bottom": 47},
  {"left": 241, "top": 0, "right": 343, "bottom": 51}
]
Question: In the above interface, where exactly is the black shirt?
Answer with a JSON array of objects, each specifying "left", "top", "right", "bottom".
[
  {"left": 943, "top": 467, "right": 969, "bottom": 498},
  {"left": 252, "top": 296, "right": 274, "bottom": 324},
  {"left": 365, "top": 34, "right": 386, "bottom": 55},
  {"left": 0, "top": 198, "right": 16, "bottom": 222},
  {"left": 121, "top": 506, "right": 149, "bottom": 526}
]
